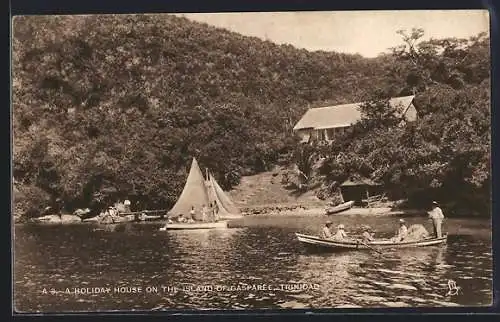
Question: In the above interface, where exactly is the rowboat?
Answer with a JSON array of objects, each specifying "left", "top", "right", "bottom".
[
  {"left": 82, "top": 214, "right": 135, "bottom": 224},
  {"left": 31, "top": 214, "right": 82, "bottom": 224},
  {"left": 82, "top": 212, "right": 163, "bottom": 224},
  {"left": 159, "top": 221, "right": 228, "bottom": 231},
  {"left": 325, "top": 201, "right": 355, "bottom": 215},
  {"left": 295, "top": 233, "right": 447, "bottom": 251}
]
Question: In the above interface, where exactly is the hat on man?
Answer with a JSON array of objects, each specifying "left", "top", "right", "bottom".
[
  {"left": 432, "top": 201, "right": 439, "bottom": 206},
  {"left": 362, "top": 225, "right": 371, "bottom": 231},
  {"left": 325, "top": 220, "right": 332, "bottom": 226},
  {"left": 399, "top": 219, "right": 405, "bottom": 223},
  {"left": 337, "top": 224, "right": 345, "bottom": 229}
]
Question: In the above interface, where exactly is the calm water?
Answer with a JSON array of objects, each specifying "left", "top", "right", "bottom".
[{"left": 14, "top": 215, "right": 492, "bottom": 312}]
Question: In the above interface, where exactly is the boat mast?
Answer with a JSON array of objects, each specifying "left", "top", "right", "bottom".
[{"left": 205, "top": 167, "right": 212, "bottom": 204}]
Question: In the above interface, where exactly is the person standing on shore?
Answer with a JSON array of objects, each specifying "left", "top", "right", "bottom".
[
  {"left": 54, "top": 197, "right": 63, "bottom": 219},
  {"left": 428, "top": 201, "right": 445, "bottom": 238},
  {"left": 123, "top": 198, "right": 131, "bottom": 212}
]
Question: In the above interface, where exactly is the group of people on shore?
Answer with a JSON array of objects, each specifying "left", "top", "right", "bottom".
[
  {"left": 321, "top": 201, "right": 445, "bottom": 243},
  {"left": 93, "top": 199, "right": 132, "bottom": 223},
  {"left": 168, "top": 202, "right": 221, "bottom": 224}
]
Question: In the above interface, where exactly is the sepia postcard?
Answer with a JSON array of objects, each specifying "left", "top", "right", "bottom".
[{"left": 12, "top": 10, "right": 492, "bottom": 313}]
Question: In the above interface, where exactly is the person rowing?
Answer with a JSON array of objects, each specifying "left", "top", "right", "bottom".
[
  {"left": 321, "top": 221, "right": 334, "bottom": 239},
  {"left": 361, "top": 225, "right": 375, "bottom": 242}
]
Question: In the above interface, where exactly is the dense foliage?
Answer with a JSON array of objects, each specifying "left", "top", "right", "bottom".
[
  {"left": 318, "top": 29, "right": 490, "bottom": 216},
  {"left": 13, "top": 14, "right": 394, "bottom": 217},
  {"left": 12, "top": 16, "right": 490, "bottom": 218}
]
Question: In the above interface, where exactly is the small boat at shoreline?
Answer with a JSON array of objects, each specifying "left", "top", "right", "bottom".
[
  {"left": 325, "top": 201, "right": 355, "bottom": 215},
  {"left": 295, "top": 233, "right": 447, "bottom": 251},
  {"left": 30, "top": 214, "right": 82, "bottom": 224},
  {"left": 82, "top": 211, "right": 164, "bottom": 224},
  {"left": 159, "top": 220, "right": 228, "bottom": 231}
]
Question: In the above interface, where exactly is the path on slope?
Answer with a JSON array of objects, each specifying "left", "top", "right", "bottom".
[{"left": 228, "top": 167, "right": 328, "bottom": 210}]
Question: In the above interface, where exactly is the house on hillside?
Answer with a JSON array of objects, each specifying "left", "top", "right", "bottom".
[{"left": 293, "top": 95, "right": 418, "bottom": 143}]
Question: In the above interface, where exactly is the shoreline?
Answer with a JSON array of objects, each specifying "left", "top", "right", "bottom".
[
  {"left": 14, "top": 204, "right": 488, "bottom": 225},
  {"left": 241, "top": 204, "right": 424, "bottom": 217}
]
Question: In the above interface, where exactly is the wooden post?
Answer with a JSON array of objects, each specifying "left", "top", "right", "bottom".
[{"left": 366, "top": 189, "right": 372, "bottom": 214}]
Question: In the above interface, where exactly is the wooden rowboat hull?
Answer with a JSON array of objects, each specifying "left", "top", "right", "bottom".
[
  {"left": 296, "top": 233, "right": 447, "bottom": 251},
  {"left": 325, "top": 201, "right": 355, "bottom": 215},
  {"left": 83, "top": 214, "right": 162, "bottom": 224},
  {"left": 160, "top": 221, "right": 228, "bottom": 230}
]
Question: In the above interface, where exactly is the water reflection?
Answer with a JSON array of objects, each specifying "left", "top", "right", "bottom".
[{"left": 14, "top": 217, "right": 492, "bottom": 312}]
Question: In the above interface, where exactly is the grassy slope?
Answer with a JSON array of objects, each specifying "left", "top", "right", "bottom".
[{"left": 228, "top": 166, "right": 328, "bottom": 209}]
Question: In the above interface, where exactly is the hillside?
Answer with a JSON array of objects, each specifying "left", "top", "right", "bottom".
[
  {"left": 12, "top": 14, "right": 395, "bottom": 218},
  {"left": 229, "top": 166, "right": 328, "bottom": 209},
  {"left": 12, "top": 16, "right": 490, "bottom": 218}
]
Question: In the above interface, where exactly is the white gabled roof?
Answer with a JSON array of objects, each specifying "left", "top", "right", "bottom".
[{"left": 293, "top": 96, "right": 415, "bottom": 131}]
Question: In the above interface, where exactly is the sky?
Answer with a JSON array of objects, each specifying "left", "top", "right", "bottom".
[{"left": 177, "top": 10, "right": 490, "bottom": 58}]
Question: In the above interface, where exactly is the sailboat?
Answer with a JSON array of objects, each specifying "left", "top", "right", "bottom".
[{"left": 160, "top": 158, "right": 243, "bottom": 230}]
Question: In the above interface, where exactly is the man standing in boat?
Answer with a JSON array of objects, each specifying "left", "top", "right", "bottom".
[
  {"left": 213, "top": 202, "right": 220, "bottom": 222},
  {"left": 208, "top": 203, "right": 215, "bottom": 222},
  {"left": 321, "top": 221, "right": 334, "bottom": 239},
  {"left": 201, "top": 204, "right": 208, "bottom": 222},
  {"left": 428, "top": 201, "right": 445, "bottom": 238},
  {"left": 189, "top": 206, "right": 196, "bottom": 222}
]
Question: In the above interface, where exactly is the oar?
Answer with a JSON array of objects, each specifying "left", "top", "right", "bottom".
[
  {"left": 356, "top": 238, "right": 435, "bottom": 267},
  {"left": 356, "top": 239, "right": 385, "bottom": 256}
]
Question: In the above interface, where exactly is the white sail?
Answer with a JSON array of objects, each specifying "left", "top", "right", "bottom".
[
  {"left": 168, "top": 158, "right": 210, "bottom": 220},
  {"left": 208, "top": 172, "right": 242, "bottom": 219}
]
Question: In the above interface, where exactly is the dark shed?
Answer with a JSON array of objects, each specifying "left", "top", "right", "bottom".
[{"left": 340, "top": 177, "right": 384, "bottom": 206}]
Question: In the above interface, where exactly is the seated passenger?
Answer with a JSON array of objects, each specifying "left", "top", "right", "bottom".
[
  {"left": 177, "top": 214, "right": 187, "bottom": 223},
  {"left": 361, "top": 225, "right": 375, "bottom": 242},
  {"left": 391, "top": 219, "right": 408, "bottom": 242},
  {"left": 332, "top": 224, "right": 348, "bottom": 240}
]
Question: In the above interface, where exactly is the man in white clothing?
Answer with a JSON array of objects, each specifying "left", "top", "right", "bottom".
[
  {"left": 428, "top": 201, "right": 445, "bottom": 238},
  {"left": 123, "top": 199, "right": 131, "bottom": 212}
]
